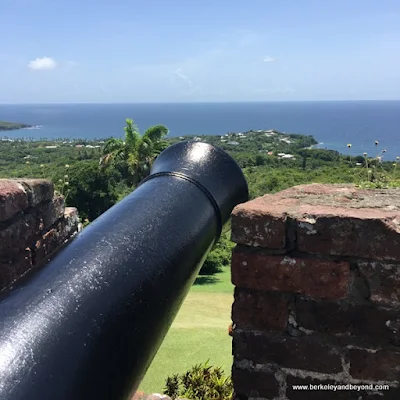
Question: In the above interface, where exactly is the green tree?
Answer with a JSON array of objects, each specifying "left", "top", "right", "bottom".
[
  {"left": 65, "top": 161, "right": 120, "bottom": 221},
  {"left": 200, "top": 228, "right": 234, "bottom": 275},
  {"left": 100, "top": 119, "right": 169, "bottom": 186}
]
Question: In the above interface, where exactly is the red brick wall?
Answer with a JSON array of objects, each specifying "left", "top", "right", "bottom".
[
  {"left": 230, "top": 184, "right": 400, "bottom": 400},
  {"left": 0, "top": 179, "right": 81, "bottom": 291}
]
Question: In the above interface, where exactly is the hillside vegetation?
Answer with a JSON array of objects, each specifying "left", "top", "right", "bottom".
[
  {"left": 1, "top": 123, "right": 399, "bottom": 274},
  {"left": 1, "top": 127, "right": 398, "bottom": 201}
]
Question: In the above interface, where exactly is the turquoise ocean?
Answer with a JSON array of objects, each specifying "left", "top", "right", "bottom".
[{"left": 1, "top": 101, "right": 399, "bottom": 160}]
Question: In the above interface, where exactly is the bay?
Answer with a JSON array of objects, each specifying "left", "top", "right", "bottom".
[{"left": 1, "top": 101, "right": 399, "bottom": 160}]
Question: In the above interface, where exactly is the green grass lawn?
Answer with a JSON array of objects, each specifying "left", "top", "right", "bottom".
[
  {"left": 138, "top": 267, "right": 234, "bottom": 393},
  {"left": 191, "top": 267, "right": 233, "bottom": 294}
]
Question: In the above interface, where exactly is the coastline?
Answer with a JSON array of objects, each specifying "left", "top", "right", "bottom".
[
  {"left": 0, "top": 129, "right": 397, "bottom": 161},
  {"left": 0, "top": 120, "right": 34, "bottom": 131},
  {"left": 0, "top": 101, "right": 398, "bottom": 159}
]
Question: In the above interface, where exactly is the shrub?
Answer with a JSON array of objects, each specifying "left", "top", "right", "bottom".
[
  {"left": 200, "top": 231, "right": 234, "bottom": 275},
  {"left": 163, "top": 361, "right": 233, "bottom": 400}
]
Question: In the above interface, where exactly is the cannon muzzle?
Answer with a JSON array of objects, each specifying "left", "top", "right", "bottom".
[{"left": 0, "top": 141, "right": 248, "bottom": 400}]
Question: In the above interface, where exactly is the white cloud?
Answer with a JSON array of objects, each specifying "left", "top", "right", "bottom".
[
  {"left": 28, "top": 57, "right": 58, "bottom": 70},
  {"left": 174, "top": 68, "right": 193, "bottom": 86},
  {"left": 263, "top": 56, "right": 276, "bottom": 63},
  {"left": 172, "top": 68, "right": 202, "bottom": 95}
]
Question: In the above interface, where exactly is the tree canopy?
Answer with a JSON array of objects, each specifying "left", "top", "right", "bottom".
[{"left": 100, "top": 119, "right": 168, "bottom": 186}]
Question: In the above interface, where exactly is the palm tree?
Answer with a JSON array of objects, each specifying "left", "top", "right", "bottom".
[{"left": 100, "top": 118, "right": 169, "bottom": 186}]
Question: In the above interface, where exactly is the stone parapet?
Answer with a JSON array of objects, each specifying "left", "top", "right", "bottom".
[
  {"left": 230, "top": 184, "right": 400, "bottom": 399},
  {"left": 0, "top": 179, "right": 81, "bottom": 290}
]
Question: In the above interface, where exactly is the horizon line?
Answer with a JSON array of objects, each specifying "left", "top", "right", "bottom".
[{"left": 1, "top": 99, "right": 400, "bottom": 105}]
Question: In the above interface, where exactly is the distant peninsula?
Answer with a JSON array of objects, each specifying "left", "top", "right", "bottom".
[{"left": 0, "top": 120, "right": 33, "bottom": 131}]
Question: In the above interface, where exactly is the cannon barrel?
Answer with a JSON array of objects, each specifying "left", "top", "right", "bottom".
[{"left": 0, "top": 141, "right": 248, "bottom": 400}]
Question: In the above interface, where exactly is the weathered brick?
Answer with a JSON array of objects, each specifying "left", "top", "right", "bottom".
[
  {"left": 0, "top": 196, "right": 67, "bottom": 258},
  {"left": 0, "top": 217, "right": 37, "bottom": 258},
  {"left": 57, "top": 213, "right": 79, "bottom": 238},
  {"left": 295, "top": 298, "right": 351, "bottom": 334},
  {"left": 232, "top": 184, "right": 400, "bottom": 261},
  {"left": 278, "top": 183, "right": 358, "bottom": 197},
  {"left": 64, "top": 207, "right": 80, "bottom": 232},
  {"left": 0, "top": 179, "right": 79, "bottom": 291},
  {"left": 32, "top": 196, "right": 65, "bottom": 230},
  {"left": 34, "top": 214, "right": 79, "bottom": 265},
  {"left": 296, "top": 205, "right": 400, "bottom": 260},
  {"left": 295, "top": 298, "right": 400, "bottom": 347},
  {"left": 231, "top": 197, "right": 298, "bottom": 249},
  {"left": 358, "top": 261, "right": 400, "bottom": 307},
  {"left": 233, "top": 332, "right": 343, "bottom": 373},
  {"left": 232, "top": 288, "right": 289, "bottom": 331},
  {"left": 230, "top": 185, "right": 400, "bottom": 399},
  {"left": 0, "top": 248, "right": 32, "bottom": 290},
  {"left": 286, "top": 376, "right": 397, "bottom": 399},
  {"left": 65, "top": 207, "right": 78, "bottom": 219},
  {"left": 232, "top": 367, "right": 280, "bottom": 399},
  {"left": 350, "top": 348, "right": 400, "bottom": 381},
  {"left": 16, "top": 179, "right": 54, "bottom": 207},
  {"left": 231, "top": 249, "right": 350, "bottom": 300},
  {"left": 0, "top": 180, "right": 28, "bottom": 222},
  {"left": 34, "top": 229, "right": 59, "bottom": 263}
]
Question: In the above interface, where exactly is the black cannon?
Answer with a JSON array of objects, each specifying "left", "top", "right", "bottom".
[{"left": 0, "top": 141, "right": 248, "bottom": 400}]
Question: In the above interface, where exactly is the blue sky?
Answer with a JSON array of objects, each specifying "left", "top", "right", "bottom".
[{"left": 1, "top": 0, "right": 400, "bottom": 103}]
